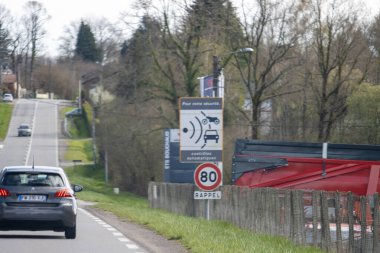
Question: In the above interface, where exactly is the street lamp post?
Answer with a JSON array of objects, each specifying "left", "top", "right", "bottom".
[
  {"left": 209, "top": 47, "right": 253, "bottom": 190},
  {"left": 212, "top": 47, "right": 253, "bottom": 98},
  {"left": 212, "top": 55, "right": 220, "bottom": 97}
]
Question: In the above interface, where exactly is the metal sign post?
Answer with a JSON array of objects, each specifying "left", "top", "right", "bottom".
[{"left": 193, "top": 163, "right": 222, "bottom": 220}]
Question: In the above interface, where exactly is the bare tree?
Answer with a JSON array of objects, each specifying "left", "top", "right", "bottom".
[
  {"left": 309, "top": 0, "right": 372, "bottom": 142},
  {"left": 150, "top": 8, "right": 203, "bottom": 124},
  {"left": 147, "top": 0, "right": 243, "bottom": 125},
  {"left": 0, "top": 5, "right": 12, "bottom": 69},
  {"left": 22, "top": 1, "right": 50, "bottom": 92},
  {"left": 369, "top": 13, "right": 380, "bottom": 84},
  {"left": 58, "top": 21, "right": 80, "bottom": 60},
  {"left": 234, "top": 0, "right": 306, "bottom": 139},
  {"left": 88, "top": 17, "right": 123, "bottom": 64}
]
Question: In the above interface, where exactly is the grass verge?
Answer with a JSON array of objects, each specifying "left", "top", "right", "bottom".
[
  {"left": 63, "top": 103, "right": 95, "bottom": 163},
  {"left": 0, "top": 103, "right": 13, "bottom": 141},
  {"left": 67, "top": 165, "right": 324, "bottom": 253},
  {"left": 64, "top": 138, "right": 94, "bottom": 162}
]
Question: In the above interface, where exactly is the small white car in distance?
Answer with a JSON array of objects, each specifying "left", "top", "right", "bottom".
[{"left": 2, "top": 93, "right": 13, "bottom": 103}]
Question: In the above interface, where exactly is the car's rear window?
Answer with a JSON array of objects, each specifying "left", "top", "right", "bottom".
[{"left": 2, "top": 172, "right": 65, "bottom": 187}]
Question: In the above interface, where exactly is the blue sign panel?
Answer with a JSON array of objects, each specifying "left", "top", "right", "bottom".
[{"left": 163, "top": 129, "right": 199, "bottom": 183}]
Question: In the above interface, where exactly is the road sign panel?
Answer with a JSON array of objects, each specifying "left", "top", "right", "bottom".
[
  {"left": 179, "top": 97, "right": 223, "bottom": 162},
  {"left": 194, "top": 191, "right": 222, "bottom": 199},
  {"left": 194, "top": 163, "right": 222, "bottom": 191}
]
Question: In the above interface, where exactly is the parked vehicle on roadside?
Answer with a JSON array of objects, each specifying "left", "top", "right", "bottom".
[
  {"left": 0, "top": 166, "right": 83, "bottom": 239},
  {"left": 65, "top": 108, "right": 82, "bottom": 117},
  {"left": 2, "top": 93, "right": 13, "bottom": 103}
]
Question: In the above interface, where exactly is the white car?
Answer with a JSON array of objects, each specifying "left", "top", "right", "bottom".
[
  {"left": 2, "top": 93, "right": 13, "bottom": 103},
  {"left": 18, "top": 124, "right": 32, "bottom": 137}
]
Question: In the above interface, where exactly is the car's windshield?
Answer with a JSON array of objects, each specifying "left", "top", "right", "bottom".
[
  {"left": 2, "top": 172, "right": 65, "bottom": 187},
  {"left": 19, "top": 125, "right": 30, "bottom": 129}
]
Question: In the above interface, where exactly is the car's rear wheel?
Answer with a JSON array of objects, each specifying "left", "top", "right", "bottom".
[{"left": 65, "top": 225, "right": 76, "bottom": 239}]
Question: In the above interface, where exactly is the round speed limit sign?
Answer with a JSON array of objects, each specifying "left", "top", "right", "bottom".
[{"left": 194, "top": 163, "right": 222, "bottom": 191}]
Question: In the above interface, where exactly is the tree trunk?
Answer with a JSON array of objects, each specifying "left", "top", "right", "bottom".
[{"left": 251, "top": 102, "right": 260, "bottom": 139}]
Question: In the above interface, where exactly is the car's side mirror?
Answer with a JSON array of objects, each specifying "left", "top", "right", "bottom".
[{"left": 72, "top": 184, "right": 83, "bottom": 192}]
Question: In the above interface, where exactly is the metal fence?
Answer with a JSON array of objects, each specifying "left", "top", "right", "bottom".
[{"left": 148, "top": 182, "right": 380, "bottom": 253}]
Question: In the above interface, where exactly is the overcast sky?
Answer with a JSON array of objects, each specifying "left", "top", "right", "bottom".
[
  {"left": 1, "top": 0, "right": 380, "bottom": 57},
  {"left": 0, "top": 0, "right": 135, "bottom": 57}
]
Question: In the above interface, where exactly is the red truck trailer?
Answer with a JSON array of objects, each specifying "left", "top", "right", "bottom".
[{"left": 232, "top": 139, "right": 380, "bottom": 196}]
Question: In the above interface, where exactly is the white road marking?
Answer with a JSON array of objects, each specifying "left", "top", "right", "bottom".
[
  {"left": 54, "top": 101, "right": 59, "bottom": 167},
  {"left": 79, "top": 208, "right": 146, "bottom": 252},
  {"left": 25, "top": 101, "right": 38, "bottom": 166},
  {"left": 126, "top": 244, "right": 139, "bottom": 249}
]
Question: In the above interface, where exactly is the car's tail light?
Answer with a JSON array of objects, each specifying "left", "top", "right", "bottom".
[
  {"left": 0, "top": 188, "right": 10, "bottom": 197},
  {"left": 54, "top": 188, "right": 73, "bottom": 198}
]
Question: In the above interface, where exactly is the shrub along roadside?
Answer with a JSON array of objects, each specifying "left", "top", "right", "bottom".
[
  {"left": 66, "top": 165, "right": 323, "bottom": 253},
  {"left": 0, "top": 103, "right": 13, "bottom": 141}
]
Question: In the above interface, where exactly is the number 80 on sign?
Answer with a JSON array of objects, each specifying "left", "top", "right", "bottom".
[{"left": 194, "top": 163, "right": 222, "bottom": 191}]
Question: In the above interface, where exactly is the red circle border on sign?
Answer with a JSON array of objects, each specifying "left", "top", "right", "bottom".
[{"left": 194, "top": 163, "right": 222, "bottom": 191}]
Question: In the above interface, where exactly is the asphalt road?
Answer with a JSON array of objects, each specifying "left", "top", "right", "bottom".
[{"left": 0, "top": 99, "right": 149, "bottom": 253}]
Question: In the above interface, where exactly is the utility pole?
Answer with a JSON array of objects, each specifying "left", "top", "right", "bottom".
[
  {"left": 16, "top": 55, "right": 22, "bottom": 98},
  {"left": 78, "top": 79, "right": 82, "bottom": 111},
  {"left": 48, "top": 59, "right": 52, "bottom": 99},
  {"left": 212, "top": 55, "right": 220, "bottom": 97}
]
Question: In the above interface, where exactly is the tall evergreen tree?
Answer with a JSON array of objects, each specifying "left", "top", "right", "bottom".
[
  {"left": 75, "top": 21, "right": 100, "bottom": 62},
  {"left": 186, "top": 0, "right": 243, "bottom": 46},
  {"left": 117, "top": 15, "right": 161, "bottom": 98}
]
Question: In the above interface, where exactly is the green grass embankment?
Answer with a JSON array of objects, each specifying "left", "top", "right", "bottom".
[
  {"left": 66, "top": 166, "right": 323, "bottom": 253},
  {"left": 64, "top": 138, "right": 93, "bottom": 163},
  {"left": 63, "top": 102, "right": 95, "bottom": 163},
  {"left": 0, "top": 103, "right": 13, "bottom": 141}
]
